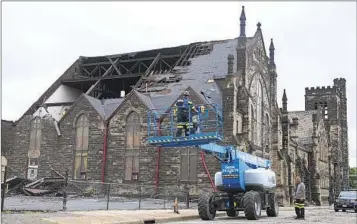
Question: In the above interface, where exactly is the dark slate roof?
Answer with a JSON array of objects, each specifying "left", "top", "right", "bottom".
[
  {"left": 103, "top": 98, "right": 125, "bottom": 120},
  {"left": 83, "top": 94, "right": 124, "bottom": 120},
  {"left": 83, "top": 95, "right": 104, "bottom": 116},
  {"left": 288, "top": 110, "right": 317, "bottom": 146},
  {"left": 146, "top": 38, "right": 244, "bottom": 110},
  {"left": 135, "top": 91, "right": 155, "bottom": 110}
]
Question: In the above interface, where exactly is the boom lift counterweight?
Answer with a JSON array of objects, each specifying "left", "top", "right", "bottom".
[{"left": 147, "top": 103, "right": 279, "bottom": 220}]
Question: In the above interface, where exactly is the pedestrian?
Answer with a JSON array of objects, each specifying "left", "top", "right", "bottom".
[{"left": 294, "top": 176, "right": 306, "bottom": 219}]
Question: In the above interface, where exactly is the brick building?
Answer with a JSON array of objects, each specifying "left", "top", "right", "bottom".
[{"left": 1, "top": 7, "right": 349, "bottom": 205}]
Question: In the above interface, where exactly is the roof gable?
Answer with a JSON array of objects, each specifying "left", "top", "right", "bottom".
[
  {"left": 83, "top": 95, "right": 105, "bottom": 119},
  {"left": 107, "top": 90, "right": 156, "bottom": 121}
]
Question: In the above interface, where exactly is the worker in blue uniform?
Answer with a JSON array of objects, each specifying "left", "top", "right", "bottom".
[{"left": 173, "top": 91, "right": 198, "bottom": 137}]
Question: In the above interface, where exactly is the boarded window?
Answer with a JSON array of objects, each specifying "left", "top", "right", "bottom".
[
  {"left": 265, "top": 114, "right": 270, "bottom": 152},
  {"left": 180, "top": 148, "right": 197, "bottom": 181},
  {"left": 28, "top": 118, "right": 41, "bottom": 158},
  {"left": 124, "top": 112, "right": 140, "bottom": 181},
  {"left": 250, "top": 106, "right": 255, "bottom": 143},
  {"left": 27, "top": 118, "right": 41, "bottom": 180},
  {"left": 74, "top": 114, "right": 89, "bottom": 180},
  {"left": 256, "top": 80, "right": 263, "bottom": 146}
]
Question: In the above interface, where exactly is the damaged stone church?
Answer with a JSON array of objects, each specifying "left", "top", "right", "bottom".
[{"left": 1, "top": 7, "right": 349, "bottom": 205}]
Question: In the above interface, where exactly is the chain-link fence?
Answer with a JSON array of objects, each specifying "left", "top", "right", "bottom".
[{"left": 2, "top": 178, "right": 200, "bottom": 212}]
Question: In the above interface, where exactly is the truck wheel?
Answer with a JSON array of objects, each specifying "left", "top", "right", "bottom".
[
  {"left": 266, "top": 193, "right": 279, "bottom": 217},
  {"left": 198, "top": 192, "right": 216, "bottom": 220},
  {"left": 226, "top": 210, "right": 239, "bottom": 217},
  {"left": 243, "top": 190, "right": 262, "bottom": 220}
]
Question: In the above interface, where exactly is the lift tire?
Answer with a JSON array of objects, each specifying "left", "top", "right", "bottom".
[
  {"left": 198, "top": 192, "right": 216, "bottom": 220},
  {"left": 266, "top": 193, "right": 279, "bottom": 217},
  {"left": 226, "top": 210, "right": 239, "bottom": 217},
  {"left": 242, "top": 190, "right": 262, "bottom": 220}
]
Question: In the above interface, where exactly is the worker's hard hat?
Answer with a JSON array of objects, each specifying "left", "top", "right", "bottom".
[{"left": 183, "top": 91, "right": 190, "bottom": 96}]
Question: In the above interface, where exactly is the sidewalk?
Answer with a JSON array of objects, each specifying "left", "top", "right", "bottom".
[
  {"left": 43, "top": 209, "right": 215, "bottom": 224},
  {"left": 41, "top": 206, "right": 331, "bottom": 224}
]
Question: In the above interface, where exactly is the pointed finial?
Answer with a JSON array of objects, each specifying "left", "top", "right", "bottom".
[
  {"left": 239, "top": 6, "right": 246, "bottom": 37},
  {"left": 283, "top": 89, "right": 287, "bottom": 101},
  {"left": 240, "top": 6, "right": 246, "bottom": 21},
  {"left": 282, "top": 89, "right": 287, "bottom": 111},
  {"left": 257, "top": 22, "right": 261, "bottom": 31},
  {"left": 269, "top": 38, "right": 275, "bottom": 65},
  {"left": 269, "top": 38, "right": 275, "bottom": 51}
]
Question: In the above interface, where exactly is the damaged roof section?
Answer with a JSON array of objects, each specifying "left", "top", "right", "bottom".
[
  {"left": 32, "top": 85, "right": 83, "bottom": 122},
  {"left": 140, "top": 38, "right": 241, "bottom": 110},
  {"left": 288, "top": 110, "right": 317, "bottom": 147}
]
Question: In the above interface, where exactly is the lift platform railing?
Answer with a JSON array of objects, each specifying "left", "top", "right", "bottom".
[{"left": 147, "top": 103, "right": 223, "bottom": 145}]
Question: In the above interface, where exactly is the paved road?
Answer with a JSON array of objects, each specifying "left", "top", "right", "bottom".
[{"left": 166, "top": 208, "right": 357, "bottom": 223}]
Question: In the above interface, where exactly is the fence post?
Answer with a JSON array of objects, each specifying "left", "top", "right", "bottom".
[
  {"left": 186, "top": 191, "right": 190, "bottom": 209},
  {"left": 138, "top": 185, "right": 142, "bottom": 210},
  {"left": 163, "top": 189, "right": 166, "bottom": 209},
  {"left": 1, "top": 166, "right": 7, "bottom": 212},
  {"left": 62, "top": 169, "right": 68, "bottom": 211},
  {"left": 106, "top": 183, "right": 111, "bottom": 210}
]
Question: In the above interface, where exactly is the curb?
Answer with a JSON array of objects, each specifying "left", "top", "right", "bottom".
[
  {"left": 40, "top": 212, "right": 227, "bottom": 224},
  {"left": 123, "top": 213, "right": 227, "bottom": 224}
]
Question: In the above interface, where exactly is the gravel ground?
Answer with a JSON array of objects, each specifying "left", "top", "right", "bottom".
[{"left": 167, "top": 208, "right": 357, "bottom": 223}]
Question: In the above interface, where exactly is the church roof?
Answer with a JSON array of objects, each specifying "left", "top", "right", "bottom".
[{"left": 16, "top": 24, "right": 260, "bottom": 124}]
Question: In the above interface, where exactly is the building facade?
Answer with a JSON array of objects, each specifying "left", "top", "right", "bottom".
[{"left": 1, "top": 7, "right": 348, "bottom": 205}]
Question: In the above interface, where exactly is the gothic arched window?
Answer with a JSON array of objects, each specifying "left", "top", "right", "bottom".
[
  {"left": 124, "top": 112, "right": 140, "bottom": 181},
  {"left": 256, "top": 80, "right": 263, "bottom": 146},
  {"left": 74, "top": 114, "right": 89, "bottom": 180},
  {"left": 265, "top": 114, "right": 270, "bottom": 145},
  {"left": 28, "top": 117, "right": 41, "bottom": 180},
  {"left": 251, "top": 105, "right": 255, "bottom": 143}
]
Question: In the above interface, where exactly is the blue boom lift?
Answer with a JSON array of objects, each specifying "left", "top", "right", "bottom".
[{"left": 147, "top": 102, "right": 279, "bottom": 220}]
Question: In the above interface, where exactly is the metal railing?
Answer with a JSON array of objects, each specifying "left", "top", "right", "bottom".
[{"left": 2, "top": 177, "right": 204, "bottom": 212}]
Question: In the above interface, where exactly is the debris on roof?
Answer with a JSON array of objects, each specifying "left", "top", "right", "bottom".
[{"left": 139, "top": 38, "right": 241, "bottom": 110}]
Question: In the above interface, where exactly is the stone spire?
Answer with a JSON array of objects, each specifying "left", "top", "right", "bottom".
[
  {"left": 269, "top": 38, "right": 275, "bottom": 65},
  {"left": 282, "top": 89, "right": 287, "bottom": 112},
  {"left": 239, "top": 6, "right": 246, "bottom": 37}
]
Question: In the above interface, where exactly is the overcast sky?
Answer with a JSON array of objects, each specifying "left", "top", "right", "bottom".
[{"left": 2, "top": 2, "right": 356, "bottom": 166}]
